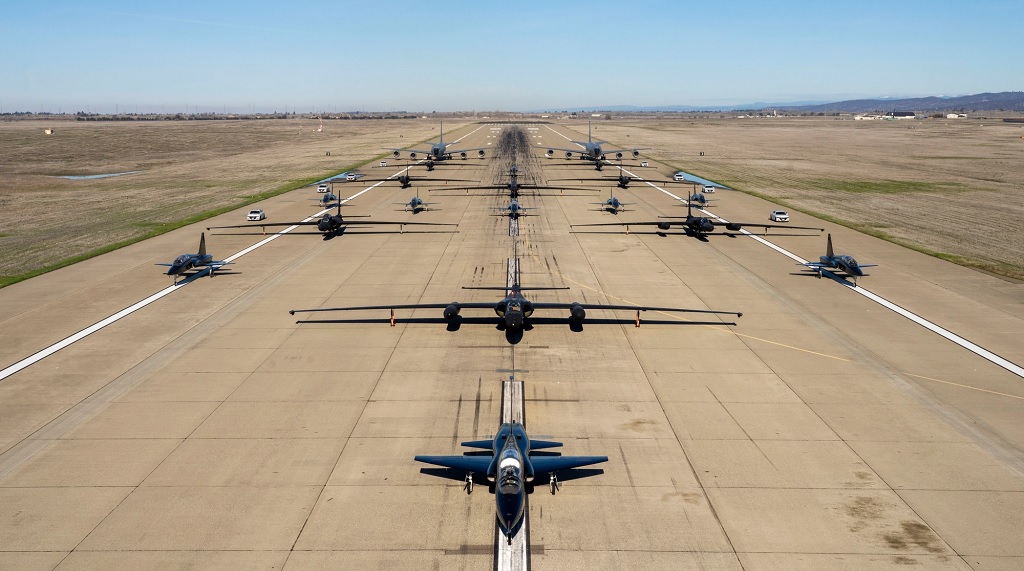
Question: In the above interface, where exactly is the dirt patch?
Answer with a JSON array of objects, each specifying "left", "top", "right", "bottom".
[{"left": 883, "top": 521, "right": 946, "bottom": 554}]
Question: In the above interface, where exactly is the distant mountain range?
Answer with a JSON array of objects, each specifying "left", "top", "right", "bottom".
[{"left": 571, "top": 92, "right": 1024, "bottom": 113}]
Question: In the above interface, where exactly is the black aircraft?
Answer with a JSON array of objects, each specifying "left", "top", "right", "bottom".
[
  {"left": 207, "top": 200, "right": 453, "bottom": 238},
  {"left": 543, "top": 122, "right": 645, "bottom": 171},
  {"left": 497, "top": 199, "right": 531, "bottom": 219},
  {"left": 415, "top": 421, "right": 608, "bottom": 544},
  {"left": 288, "top": 281, "right": 742, "bottom": 341},
  {"left": 573, "top": 201, "right": 823, "bottom": 239},
  {"left": 800, "top": 234, "right": 877, "bottom": 282},
  {"left": 155, "top": 233, "right": 230, "bottom": 284},
  {"left": 345, "top": 165, "right": 472, "bottom": 189},
  {"left": 433, "top": 164, "right": 590, "bottom": 198},
  {"left": 552, "top": 165, "right": 695, "bottom": 191},
  {"left": 387, "top": 122, "right": 486, "bottom": 161}
]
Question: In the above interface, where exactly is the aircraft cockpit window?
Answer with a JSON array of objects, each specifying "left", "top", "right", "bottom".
[
  {"left": 507, "top": 301, "right": 521, "bottom": 313},
  {"left": 173, "top": 255, "right": 189, "bottom": 265},
  {"left": 849, "top": 258, "right": 857, "bottom": 266},
  {"left": 498, "top": 466, "right": 521, "bottom": 494}
]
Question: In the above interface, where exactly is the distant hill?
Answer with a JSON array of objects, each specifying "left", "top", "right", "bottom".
[
  {"left": 564, "top": 92, "right": 1024, "bottom": 114},
  {"left": 777, "top": 92, "right": 1024, "bottom": 113}
]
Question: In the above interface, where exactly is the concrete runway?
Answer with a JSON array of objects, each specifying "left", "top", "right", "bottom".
[{"left": 0, "top": 122, "right": 1021, "bottom": 570}]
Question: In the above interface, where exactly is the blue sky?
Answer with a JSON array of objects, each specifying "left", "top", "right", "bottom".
[{"left": 2, "top": 0, "right": 1021, "bottom": 113}]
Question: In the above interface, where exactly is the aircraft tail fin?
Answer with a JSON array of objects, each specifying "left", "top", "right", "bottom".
[
  {"left": 826, "top": 233, "right": 834, "bottom": 258},
  {"left": 439, "top": 120, "right": 444, "bottom": 143},
  {"left": 198, "top": 232, "right": 207, "bottom": 257}
]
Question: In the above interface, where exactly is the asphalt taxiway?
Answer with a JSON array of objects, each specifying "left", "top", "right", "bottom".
[{"left": 0, "top": 122, "right": 1021, "bottom": 570}]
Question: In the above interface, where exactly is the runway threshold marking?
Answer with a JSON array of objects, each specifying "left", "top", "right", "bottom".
[
  {"left": 602, "top": 164, "right": 1024, "bottom": 382},
  {"left": 0, "top": 169, "right": 405, "bottom": 382}
]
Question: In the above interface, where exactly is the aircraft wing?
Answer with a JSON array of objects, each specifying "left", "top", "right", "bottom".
[
  {"left": 714, "top": 222, "right": 824, "bottom": 231},
  {"left": 415, "top": 455, "right": 493, "bottom": 474},
  {"left": 290, "top": 302, "right": 494, "bottom": 315},
  {"left": 530, "top": 455, "right": 608, "bottom": 474},
  {"left": 530, "top": 301, "right": 742, "bottom": 319}
]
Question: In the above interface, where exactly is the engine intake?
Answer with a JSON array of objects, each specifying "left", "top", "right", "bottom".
[
  {"left": 443, "top": 302, "right": 461, "bottom": 320},
  {"left": 392, "top": 150, "right": 400, "bottom": 158},
  {"left": 565, "top": 151, "right": 573, "bottom": 159},
  {"left": 658, "top": 222, "right": 671, "bottom": 231},
  {"left": 631, "top": 150, "right": 640, "bottom": 158},
  {"left": 477, "top": 150, "right": 485, "bottom": 158},
  {"left": 569, "top": 302, "right": 586, "bottom": 322},
  {"left": 409, "top": 151, "right": 417, "bottom": 159},
  {"left": 725, "top": 223, "right": 742, "bottom": 231},
  {"left": 614, "top": 152, "right": 623, "bottom": 160}
]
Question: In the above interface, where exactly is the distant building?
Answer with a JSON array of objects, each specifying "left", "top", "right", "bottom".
[
  {"left": 947, "top": 113, "right": 966, "bottom": 118},
  {"left": 884, "top": 111, "right": 916, "bottom": 119}
]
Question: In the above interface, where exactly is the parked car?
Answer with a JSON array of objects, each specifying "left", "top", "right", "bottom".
[
  {"left": 769, "top": 210, "right": 789, "bottom": 222},
  {"left": 379, "top": 160, "right": 387, "bottom": 167},
  {"left": 639, "top": 161, "right": 649, "bottom": 167},
  {"left": 702, "top": 185, "right": 716, "bottom": 193},
  {"left": 346, "top": 173, "right": 358, "bottom": 181},
  {"left": 247, "top": 208, "right": 266, "bottom": 221},
  {"left": 673, "top": 172, "right": 687, "bottom": 181},
  {"left": 317, "top": 184, "right": 329, "bottom": 193}
]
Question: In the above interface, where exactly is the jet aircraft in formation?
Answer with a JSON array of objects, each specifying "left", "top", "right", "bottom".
[
  {"left": 435, "top": 164, "right": 588, "bottom": 198},
  {"left": 289, "top": 280, "right": 742, "bottom": 340},
  {"left": 543, "top": 122, "right": 645, "bottom": 170},
  {"left": 388, "top": 122, "right": 487, "bottom": 162},
  {"left": 573, "top": 201, "right": 823, "bottom": 239},
  {"left": 415, "top": 421, "right": 608, "bottom": 544},
  {"left": 801, "top": 234, "right": 877, "bottom": 282},
  {"left": 155, "top": 233, "right": 229, "bottom": 284},
  {"left": 207, "top": 200, "right": 453, "bottom": 238}
]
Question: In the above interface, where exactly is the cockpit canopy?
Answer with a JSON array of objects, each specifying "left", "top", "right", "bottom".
[
  {"left": 498, "top": 464, "right": 522, "bottom": 494},
  {"left": 172, "top": 254, "right": 191, "bottom": 266}
]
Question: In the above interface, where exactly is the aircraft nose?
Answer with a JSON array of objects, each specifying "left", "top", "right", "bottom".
[{"left": 506, "top": 313, "right": 524, "bottom": 330}]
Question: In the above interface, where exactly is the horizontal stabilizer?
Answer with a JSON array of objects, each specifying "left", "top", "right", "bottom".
[
  {"left": 460, "top": 439, "right": 493, "bottom": 449},
  {"left": 529, "top": 439, "right": 563, "bottom": 450},
  {"left": 414, "top": 455, "right": 491, "bottom": 474}
]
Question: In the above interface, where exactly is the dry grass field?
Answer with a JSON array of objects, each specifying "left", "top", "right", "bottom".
[
  {"left": 1, "top": 116, "right": 1022, "bottom": 283},
  {"left": 0, "top": 118, "right": 457, "bottom": 283},
  {"left": 592, "top": 116, "right": 1024, "bottom": 280}
]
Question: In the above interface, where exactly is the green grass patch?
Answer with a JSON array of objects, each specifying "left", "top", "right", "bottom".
[
  {"left": 811, "top": 179, "right": 966, "bottom": 194},
  {"left": 0, "top": 153, "right": 392, "bottom": 288}
]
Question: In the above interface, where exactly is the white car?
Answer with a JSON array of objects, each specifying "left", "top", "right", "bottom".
[
  {"left": 247, "top": 208, "right": 266, "bottom": 221},
  {"left": 769, "top": 210, "right": 789, "bottom": 222},
  {"left": 673, "top": 172, "right": 687, "bottom": 181},
  {"left": 703, "top": 185, "right": 716, "bottom": 193},
  {"left": 346, "top": 173, "right": 358, "bottom": 181},
  {"left": 317, "top": 184, "right": 329, "bottom": 193}
]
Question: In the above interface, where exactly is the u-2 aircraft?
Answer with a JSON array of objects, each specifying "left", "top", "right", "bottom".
[
  {"left": 433, "top": 164, "right": 591, "bottom": 198},
  {"left": 800, "top": 233, "right": 877, "bottom": 282},
  {"left": 543, "top": 122, "right": 645, "bottom": 170},
  {"left": 415, "top": 421, "right": 608, "bottom": 543},
  {"left": 288, "top": 281, "right": 742, "bottom": 339},
  {"left": 387, "top": 122, "right": 486, "bottom": 161},
  {"left": 572, "top": 201, "right": 823, "bottom": 239},
  {"left": 156, "top": 233, "right": 230, "bottom": 284},
  {"left": 207, "top": 200, "right": 454, "bottom": 238}
]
